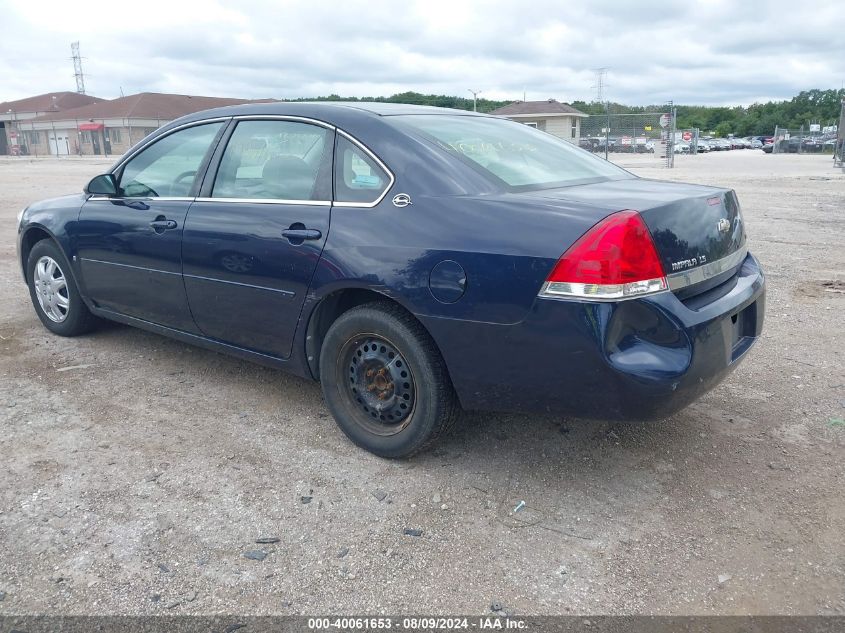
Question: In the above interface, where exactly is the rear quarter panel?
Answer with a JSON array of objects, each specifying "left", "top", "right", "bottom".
[{"left": 310, "top": 193, "right": 617, "bottom": 325}]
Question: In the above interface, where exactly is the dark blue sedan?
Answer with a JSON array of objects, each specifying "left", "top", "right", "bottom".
[{"left": 17, "top": 102, "right": 765, "bottom": 457}]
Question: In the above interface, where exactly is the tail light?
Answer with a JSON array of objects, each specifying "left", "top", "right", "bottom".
[{"left": 539, "top": 210, "right": 668, "bottom": 301}]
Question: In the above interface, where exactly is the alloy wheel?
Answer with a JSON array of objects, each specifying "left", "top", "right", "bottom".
[{"left": 33, "top": 256, "right": 70, "bottom": 323}]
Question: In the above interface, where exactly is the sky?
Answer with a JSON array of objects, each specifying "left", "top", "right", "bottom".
[{"left": 1, "top": 0, "right": 843, "bottom": 107}]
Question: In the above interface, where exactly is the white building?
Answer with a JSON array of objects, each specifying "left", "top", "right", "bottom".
[{"left": 490, "top": 99, "right": 587, "bottom": 142}]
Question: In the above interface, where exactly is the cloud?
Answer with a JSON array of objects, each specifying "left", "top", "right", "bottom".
[{"left": 0, "top": 0, "right": 842, "bottom": 106}]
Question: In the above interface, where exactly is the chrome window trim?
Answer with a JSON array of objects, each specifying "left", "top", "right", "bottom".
[
  {"left": 110, "top": 117, "right": 232, "bottom": 174},
  {"left": 666, "top": 246, "right": 748, "bottom": 291},
  {"left": 105, "top": 114, "right": 396, "bottom": 209},
  {"left": 334, "top": 129, "right": 395, "bottom": 208},
  {"left": 87, "top": 196, "right": 195, "bottom": 202},
  {"left": 232, "top": 114, "right": 336, "bottom": 130},
  {"left": 194, "top": 197, "right": 331, "bottom": 206}
]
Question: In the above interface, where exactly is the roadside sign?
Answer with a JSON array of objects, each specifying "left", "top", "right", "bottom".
[
  {"left": 682, "top": 131, "right": 692, "bottom": 142},
  {"left": 644, "top": 125, "right": 652, "bottom": 131},
  {"left": 659, "top": 113, "right": 671, "bottom": 128}
]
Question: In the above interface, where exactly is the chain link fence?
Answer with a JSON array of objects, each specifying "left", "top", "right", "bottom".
[
  {"left": 772, "top": 125, "right": 833, "bottom": 155},
  {"left": 579, "top": 107, "right": 677, "bottom": 167}
]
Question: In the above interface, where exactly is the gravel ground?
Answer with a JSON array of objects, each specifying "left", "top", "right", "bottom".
[{"left": 0, "top": 151, "right": 843, "bottom": 616}]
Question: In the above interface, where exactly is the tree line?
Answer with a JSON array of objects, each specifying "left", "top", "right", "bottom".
[{"left": 288, "top": 88, "right": 844, "bottom": 137}]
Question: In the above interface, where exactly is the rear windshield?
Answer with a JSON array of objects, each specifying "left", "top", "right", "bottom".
[{"left": 395, "top": 114, "right": 633, "bottom": 190}]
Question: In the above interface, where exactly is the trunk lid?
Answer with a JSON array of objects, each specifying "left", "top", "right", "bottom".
[{"left": 525, "top": 178, "right": 747, "bottom": 294}]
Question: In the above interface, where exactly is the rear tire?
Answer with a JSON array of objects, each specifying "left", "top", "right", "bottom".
[
  {"left": 319, "top": 302, "right": 459, "bottom": 458},
  {"left": 26, "top": 240, "right": 98, "bottom": 337}
]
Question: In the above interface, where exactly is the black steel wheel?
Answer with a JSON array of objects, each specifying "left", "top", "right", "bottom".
[
  {"left": 341, "top": 334, "right": 416, "bottom": 435},
  {"left": 319, "top": 301, "right": 459, "bottom": 458}
]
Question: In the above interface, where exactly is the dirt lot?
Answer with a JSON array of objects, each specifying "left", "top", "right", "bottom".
[{"left": 0, "top": 152, "right": 843, "bottom": 616}]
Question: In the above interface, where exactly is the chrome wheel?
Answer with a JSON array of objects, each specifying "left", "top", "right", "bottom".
[
  {"left": 341, "top": 334, "right": 416, "bottom": 436},
  {"left": 33, "top": 256, "right": 70, "bottom": 323}
]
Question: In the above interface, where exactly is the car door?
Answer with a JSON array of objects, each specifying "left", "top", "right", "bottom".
[
  {"left": 181, "top": 118, "right": 334, "bottom": 358},
  {"left": 75, "top": 121, "right": 226, "bottom": 332}
]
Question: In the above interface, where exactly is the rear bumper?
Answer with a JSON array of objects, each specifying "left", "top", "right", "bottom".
[{"left": 422, "top": 253, "right": 765, "bottom": 419}]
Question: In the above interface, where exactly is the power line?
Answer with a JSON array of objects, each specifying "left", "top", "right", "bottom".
[{"left": 71, "top": 42, "right": 86, "bottom": 95}]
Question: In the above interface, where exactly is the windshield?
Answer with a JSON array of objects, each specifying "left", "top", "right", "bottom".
[{"left": 395, "top": 114, "right": 633, "bottom": 190}]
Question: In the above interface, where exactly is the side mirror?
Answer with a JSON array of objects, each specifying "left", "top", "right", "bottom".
[{"left": 85, "top": 174, "right": 118, "bottom": 196}]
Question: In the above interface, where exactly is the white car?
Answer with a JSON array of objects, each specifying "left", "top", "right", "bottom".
[
  {"left": 674, "top": 142, "right": 691, "bottom": 154},
  {"left": 696, "top": 140, "right": 711, "bottom": 152}
]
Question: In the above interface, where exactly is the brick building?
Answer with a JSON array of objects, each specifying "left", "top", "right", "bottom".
[
  {"left": 19, "top": 92, "right": 259, "bottom": 157},
  {"left": 0, "top": 92, "right": 105, "bottom": 155}
]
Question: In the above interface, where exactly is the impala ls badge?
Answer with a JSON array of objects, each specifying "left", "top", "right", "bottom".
[
  {"left": 392, "top": 193, "right": 412, "bottom": 208},
  {"left": 717, "top": 218, "right": 731, "bottom": 233}
]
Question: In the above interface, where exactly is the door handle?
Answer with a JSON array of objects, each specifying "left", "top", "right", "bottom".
[
  {"left": 281, "top": 228, "right": 322, "bottom": 242},
  {"left": 149, "top": 218, "right": 178, "bottom": 233}
]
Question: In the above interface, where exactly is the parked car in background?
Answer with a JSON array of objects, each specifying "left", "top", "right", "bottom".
[
  {"left": 16, "top": 102, "right": 766, "bottom": 457},
  {"left": 579, "top": 137, "right": 603, "bottom": 152},
  {"left": 696, "top": 140, "right": 711, "bottom": 152},
  {"left": 750, "top": 138, "right": 763, "bottom": 149},
  {"left": 674, "top": 142, "right": 691, "bottom": 154},
  {"left": 800, "top": 138, "right": 825, "bottom": 153},
  {"left": 774, "top": 138, "right": 802, "bottom": 153}
]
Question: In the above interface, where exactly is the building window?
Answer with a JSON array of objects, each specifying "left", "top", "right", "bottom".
[
  {"left": 24, "top": 131, "right": 40, "bottom": 144},
  {"left": 108, "top": 128, "right": 122, "bottom": 143},
  {"left": 523, "top": 122, "right": 538, "bottom": 128},
  {"left": 80, "top": 131, "right": 92, "bottom": 143},
  {"left": 571, "top": 119, "right": 578, "bottom": 138}
]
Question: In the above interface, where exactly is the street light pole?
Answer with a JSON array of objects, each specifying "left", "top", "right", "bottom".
[{"left": 467, "top": 89, "right": 482, "bottom": 112}]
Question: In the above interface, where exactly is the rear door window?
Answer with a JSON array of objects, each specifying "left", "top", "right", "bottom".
[{"left": 211, "top": 120, "right": 332, "bottom": 201}]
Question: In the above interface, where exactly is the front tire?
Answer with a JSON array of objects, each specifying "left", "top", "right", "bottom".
[
  {"left": 319, "top": 302, "right": 459, "bottom": 458},
  {"left": 26, "top": 240, "right": 98, "bottom": 336}
]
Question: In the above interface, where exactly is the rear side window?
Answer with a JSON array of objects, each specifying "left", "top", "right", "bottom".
[
  {"left": 334, "top": 136, "right": 390, "bottom": 204},
  {"left": 212, "top": 120, "right": 331, "bottom": 201}
]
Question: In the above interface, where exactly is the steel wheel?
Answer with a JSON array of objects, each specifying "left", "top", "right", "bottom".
[
  {"left": 33, "top": 256, "right": 70, "bottom": 323},
  {"left": 341, "top": 334, "right": 416, "bottom": 436},
  {"left": 320, "top": 302, "right": 460, "bottom": 458}
]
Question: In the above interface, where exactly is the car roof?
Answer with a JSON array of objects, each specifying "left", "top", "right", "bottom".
[{"left": 175, "top": 100, "right": 487, "bottom": 126}]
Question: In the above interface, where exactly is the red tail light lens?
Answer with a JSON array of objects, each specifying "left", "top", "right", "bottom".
[{"left": 539, "top": 210, "right": 668, "bottom": 301}]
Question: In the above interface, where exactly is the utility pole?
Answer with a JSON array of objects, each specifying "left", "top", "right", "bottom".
[
  {"left": 71, "top": 42, "right": 86, "bottom": 95},
  {"left": 467, "top": 89, "right": 482, "bottom": 112}
]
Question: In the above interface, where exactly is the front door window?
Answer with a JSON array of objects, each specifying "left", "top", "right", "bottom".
[{"left": 118, "top": 122, "right": 224, "bottom": 198}]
